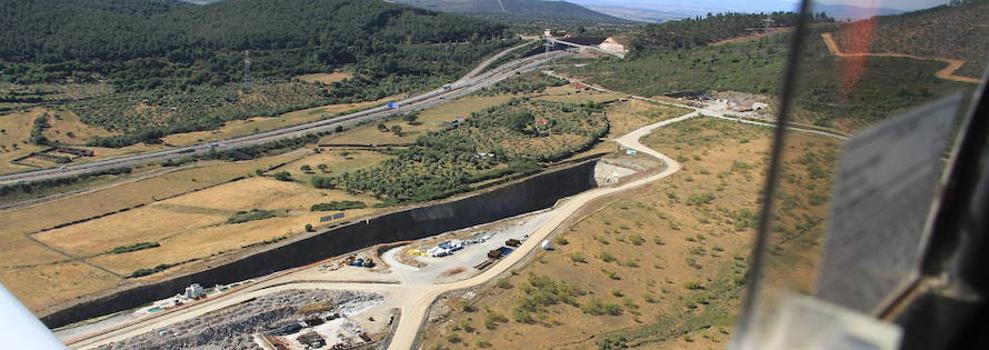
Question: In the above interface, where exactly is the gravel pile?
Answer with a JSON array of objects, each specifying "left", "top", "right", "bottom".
[{"left": 98, "top": 290, "right": 382, "bottom": 350}]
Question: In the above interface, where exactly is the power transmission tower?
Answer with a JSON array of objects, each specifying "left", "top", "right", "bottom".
[{"left": 242, "top": 50, "right": 252, "bottom": 90}]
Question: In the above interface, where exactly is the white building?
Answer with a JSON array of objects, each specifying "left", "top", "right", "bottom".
[{"left": 184, "top": 283, "right": 205, "bottom": 299}]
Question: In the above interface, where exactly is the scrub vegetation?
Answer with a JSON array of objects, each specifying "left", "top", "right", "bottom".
[
  {"left": 0, "top": 0, "right": 515, "bottom": 146},
  {"left": 319, "top": 99, "right": 608, "bottom": 202}
]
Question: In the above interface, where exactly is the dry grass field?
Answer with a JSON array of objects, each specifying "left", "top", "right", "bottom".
[
  {"left": 534, "top": 85, "right": 625, "bottom": 104},
  {"left": 42, "top": 109, "right": 116, "bottom": 145},
  {"left": 162, "top": 97, "right": 395, "bottom": 146},
  {"left": 294, "top": 71, "right": 353, "bottom": 85},
  {"left": 321, "top": 95, "right": 515, "bottom": 145},
  {"left": 0, "top": 152, "right": 305, "bottom": 312},
  {"left": 419, "top": 117, "right": 839, "bottom": 350},
  {"left": 0, "top": 88, "right": 702, "bottom": 317},
  {"left": 0, "top": 108, "right": 167, "bottom": 175},
  {"left": 75, "top": 177, "right": 380, "bottom": 276},
  {"left": 281, "top": 149, "right": 394, "bottom": 184},
  {"left": 0, "top": 109, "right": 46, "bottom": 174},
  {"left": 322, "top": 86, "right": 625, "bottom": 147}
]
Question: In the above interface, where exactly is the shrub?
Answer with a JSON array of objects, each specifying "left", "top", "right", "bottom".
[
  {"left": 310, "top": 201, "right": 366, "bottom": 211},
  {"left": 687, "top": 192, "right": 716, "bottom": 206},
  {"left": 127, "top": 263, "right": 177, "bottom": 279},
  {"left": 512, "top": 274, "right": 583, "bottom": 324},
  {"left": 227, "top": 209, "right": 277, "bottom": 224},
  {"left": 109, "top": 242, "right": 160, "bottom": 254},
  {"left": 569, "top": 252, "right": 587, "bottom": 263},
  {"left": 628, "top": 234, "right": 645, "bottom": 245},
  {"left": 581, "top": 298, "right": 624, "bottom": 316},
  {"left": 484, "top": 311, "right": 508, "bottom": 330},
  {"left": 273, "top": 171, "right": 292, "bottom": 181},
  {"left": 685, "top": 281, "right": 705, "bottom": 290}
]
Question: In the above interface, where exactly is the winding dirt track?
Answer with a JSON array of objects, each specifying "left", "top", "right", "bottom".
[
  {"left": 68, "top": 69, "right": 862, "bottom": 350},
  {"left": 69, "top": 110, "right": 701, "bottom": 350},
  {"left": 821, "top": 32, "right": 981, "bottom": 84}
]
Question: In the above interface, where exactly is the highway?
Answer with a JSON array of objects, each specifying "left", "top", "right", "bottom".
[
  {"left": 65, "top": 81, "right": 851, "bottom": 349},
  {"left": 0, "top": 43, "right": 568, "bottom": 186},
  {"left": 56, "top": 44, "right": 852, "bottom": 350}
]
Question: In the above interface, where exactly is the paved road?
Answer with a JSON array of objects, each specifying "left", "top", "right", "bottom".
[
  {"left": 69, "top": 110, "right": 700, "bottom": 350},
  {"left": 66, "top": 58, "right": 855, "bottom": 350},
  {"left": 0, "top": 42, "right": 564, "bottom": 186},
  {"left": 542, "top": 71, "right": 848, "bottom": 140}
]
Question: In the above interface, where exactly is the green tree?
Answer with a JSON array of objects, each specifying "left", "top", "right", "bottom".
[{"left": 273, "top": 171, "right": 292, "bottom": 181}]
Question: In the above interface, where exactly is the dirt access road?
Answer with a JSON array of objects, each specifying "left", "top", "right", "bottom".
[
  {"left": 68, "top": 107, "right": 702, "bottom": 350},
  {"left": 68, "top": 74, "right": 855, "bottom": 350},
  {"left": 821, "top": 32, "right": 981, "bottom": 84}
]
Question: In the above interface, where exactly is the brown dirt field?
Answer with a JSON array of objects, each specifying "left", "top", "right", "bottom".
[
  {"left": 419, "top": 118, "right": 840, "bottom": 350},
  {"left": 294, "top": 71, "right": 352, "bottom": 85}
]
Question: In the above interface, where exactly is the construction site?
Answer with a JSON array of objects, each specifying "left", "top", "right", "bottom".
[
  {"left": 91, "top": 289, "right": 386, "bottom": 350},
  {"left": 50, "top": 105, "right": 672, "bottom": 349}
]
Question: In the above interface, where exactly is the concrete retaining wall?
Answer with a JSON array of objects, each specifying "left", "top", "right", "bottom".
[{"left": 41, "top": 159, "right": 600, "bottom": 329}]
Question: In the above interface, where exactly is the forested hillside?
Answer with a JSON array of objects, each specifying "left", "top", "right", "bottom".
[
  {"left": 394, "top": 0, "right": 628, "bottom": 24},
  {"left": 561, "top": 8, "right": 976, "bottom": 133},
  {"left": 831, "top": 0, "right": 988, "bottom": 77},
  {"left": 0, "top": 0, "right": 514, "bottom": 146},
  {"left": 0, "top": 0, "right": 506, "bottom": 89},
  {"left": 630, "top": 12, "right": 830, "bottom": 53}
]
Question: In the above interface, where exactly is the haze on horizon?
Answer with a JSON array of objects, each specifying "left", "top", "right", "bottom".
[{"left": 577, "top": 0, "right": 951, "bottom": 12}]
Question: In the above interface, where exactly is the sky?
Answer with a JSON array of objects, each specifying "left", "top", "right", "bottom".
[
  {"left": 582, "top": 0, "right": 950, "bottom": 11},
  {"left": 807, "top": 0, "right": 948, "bottom": 11}
]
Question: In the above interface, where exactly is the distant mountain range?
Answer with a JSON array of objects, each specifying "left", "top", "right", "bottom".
[
  {"left": 389, "top": 0, "right": 631, "bottom": 23},
  {"left": 568, "top": 0, "right": 904, "bottom": 22}
]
